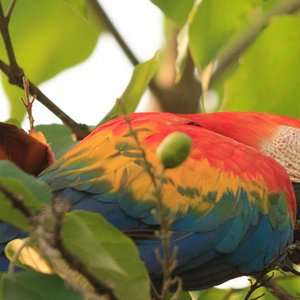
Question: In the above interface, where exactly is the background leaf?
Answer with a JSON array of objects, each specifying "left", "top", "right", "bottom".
[
  {"left": 65, "top": 0, "right": 87, "bottom": 16},
  {"left": 150, "top": 0, "right": 194, "bottom": 26},
  {"left": 36, "top": 124, "right": 77, "bottom": 159},
  {"left": 223, "top": 15, "right": 300, "bottom": 117},
  {"left": 189, "top": 0, "right": 259, "bottom": 71},
  {"left": 0, "top": 271, "right": 82, "bottom": 300},
  {"left": 0, "top": 0, "right": 101, "bottom": 121},
  {"left": 0, "top": 161, "right": 51, "bottom": 229},
  {"left": 62, "top": 211, "right": 151, "bottom": 300},
  {"left": 99, "top": 51, "right": 160, "bottom": 125}
]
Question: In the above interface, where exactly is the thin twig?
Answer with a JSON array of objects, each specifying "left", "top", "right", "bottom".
[
  {"left": 5, "top": 0, "right": 17, "bottom": 23},
  {"left": 0, "top": 1, "right": 90, "bottom": 140},
  {"left": 0, "top": 1, "right": 19, "bottom": 70},
  {"left": 21, "top": 77, "right": 36, "bottom": 130},
  {"left": 117, "top": 100, "right": 181, "bottom": 299},
  {"left": 0, "top": 179, "right": 117, "bottom": 298},
  {"left": 263, "top": 277, "right": 298, "bottom": 300},
  {"left": 33, "top": 201, "right": 118, "bottom": 300}
]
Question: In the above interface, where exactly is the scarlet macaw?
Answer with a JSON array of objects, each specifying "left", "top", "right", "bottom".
[{"left": 0, "top": 112, "right": 300, "bottom": 290}]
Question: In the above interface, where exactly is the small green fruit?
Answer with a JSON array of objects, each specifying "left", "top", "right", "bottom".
[{"left": 156, "top": 131, "right": 192, "bottom": 168}]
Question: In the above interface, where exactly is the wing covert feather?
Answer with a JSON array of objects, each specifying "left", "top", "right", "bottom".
[{"left": 39, "top": 113, "right": 296, "bottom": 288}]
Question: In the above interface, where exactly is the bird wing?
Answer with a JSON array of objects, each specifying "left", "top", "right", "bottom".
[{"left": 39, "top": 112, "right": 296, "bottom": 289}]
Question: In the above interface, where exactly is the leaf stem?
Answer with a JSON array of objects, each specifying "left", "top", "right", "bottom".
[{"left": 118, "top": 100, "right": 181, "bottom": 299}]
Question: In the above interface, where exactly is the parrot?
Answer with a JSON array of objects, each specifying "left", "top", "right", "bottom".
[{"left": 1, "top": 112, "right": 300, "bottom": 291}]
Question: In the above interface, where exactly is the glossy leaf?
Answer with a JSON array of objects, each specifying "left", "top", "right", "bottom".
[
  {"left": 0, "top": 161, "right": 51, "bottom": 229},
  {"left": 62, "top": 211, "right": 150, "bottom": 300},
  {"left": 99, "top": 51, "right": 160, "bottom": 125},
  {"left": 0, "top": 271, "right": 82, "bottom": 300},
  {"left": 65, "top": 0, "right": 87, "bottom": 16},
  {"left": 0, "top": 0, "right": 101, "bottom": 120},
  {"left": 223, "top": 15, "right": 300, "bottom": 117},
  {"left": 150, "top": 0, "right": 194, "bottom": 26},
  {"left": 36, "top": 124, "right": 77, "bottom": 159},
  {"left": 189, "top": 0, "right": 259, "bottom": 71}
]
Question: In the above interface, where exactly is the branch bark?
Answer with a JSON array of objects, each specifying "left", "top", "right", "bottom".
[
  {"left": 211, "top": 1, "right": 300, "bottom": 86},
  {"left": 87, "top": 0, "right": 199, "bottom": 113},
  {"left": 0, "top": 1, "right": 90, "bottom": 140}
]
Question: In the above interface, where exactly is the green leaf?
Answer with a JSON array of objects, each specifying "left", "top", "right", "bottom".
[
  {"left": 0, "top": 161, "right": 51, "bottom": 229},
  {"left": 99, "top": 51, "right": 160, "bottom": 125},
  {"left": 223, "top": 15, "right": 300, "bottom": 117},
  {"left": 65, "top": 0, "right": 87, "bottom": 16},
  {"left": 189, "top": 0, "right": 259, "bottom": 71},
  {"left": 150, "top": 0, "right": 194, "bottom": 26},
  {"left": 35, "top": 124, "right": 77, "bottom": 159},
  {"left": 62, "top": 211, "right": 150, "bottom": 300},
  {"left": 0, "top": 271, "right": 82, "bottom": 300},
  {"left": 0, "top": 0, "right": 101, "bottom": 121}
]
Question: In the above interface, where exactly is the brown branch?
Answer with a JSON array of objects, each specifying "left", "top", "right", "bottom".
[
  {"left": 34, "top": 201, "right": 118, "bottom": 300},
  {"left": 0, "top": 181, "right": 33, "bottom": 218},
  {"left": 87, "top": 0, "right": 139, "bottom": 66},
  {"left": 87, "top": 0, "right": 169, "bottom": 108},
  {"left": 263, "top": 277, "right": 297, "bottom": 300},
  {"left": 4, "top": 0, "right": 17, "bottom": 24},
  {"left": 0, "top": 1, "right": 90, "bottom": 140},
  {"left": 0, "top": 1, "right": 18, "bottom": 70}
]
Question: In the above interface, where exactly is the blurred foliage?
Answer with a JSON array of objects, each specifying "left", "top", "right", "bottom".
[
  {"left": 0, "top": 271, "right": 82, "bottom": 300},
  {"left": 150, "top": 0, "right": 194, "bottom": 26},
  {"left": 223, "top": 14, "right": 300, "bottom": 117},
  {"left": 0, "top": 0, "right": 101, "bottom": 120},
  {"left": 99, "top": 51, "right": 160, "bottom": 126},
  {"left": 0, "top": 0, "right": 300, "bottom": 299},
  {"left": 62, "top": 211, "right": 150, "bottom": 300},
  {"left": 35, "top": 124, "right": 77, "bottom": 159}
]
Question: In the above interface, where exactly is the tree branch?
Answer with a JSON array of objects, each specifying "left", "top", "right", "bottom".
[
  {"left": 263, "top": 277, "right": 297, "bottom": 300},
  {"left": 87, "top": 0, "right": 170, "bottom": 107},
  {"left": 0, "top": 180, "right": 118, "bottom": 299},
  {"left": 0, "top": 182, "right": 32, "bottom": 218},
  {"left": 211, "top": 1, "right": 300, "bottom": 86},
  {"left": 87, "top": 0, "right": 138, "bottom": 66},
  {"left": 34, "top": 202, "right": 118, "bottom": 300},
  {"left": 0, "top": 1, "right": 90, "bottom": 140}
]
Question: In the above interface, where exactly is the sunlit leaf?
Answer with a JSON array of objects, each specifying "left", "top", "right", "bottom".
[
  {"left": 0, "top": 0, "right": 101, "bottom": 120},
  {"left": 65, "top": 0, "right": 87, "bottom": 16},
  {"left": 62, "top": 211, "right": 150, "bottom": 300},
  {"left": 223, "top": 15, "right": 300, "bottom": 117},
  {"left": 189, "top": 0, "right": 259, "bottom": 71},
  {"left": 150, "top": 0, "right": 194, "bottom": 26},
  {"left": 5, "top": 238, "right": 52, "bottom": 274},
  {"left": 99, "top": 51, "right": 160, "bottom": 125},
  {"left": 0, "top": 271, "right": 82, "bottom": 300}
]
